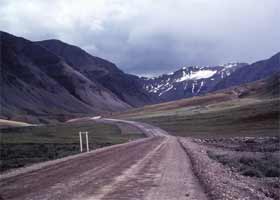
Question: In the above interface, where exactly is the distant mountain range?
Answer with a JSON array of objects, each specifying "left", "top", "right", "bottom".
[
  {"left": 1, "top": 31, "right": 279, "bottom": 122},
  {"left": 214, "top": 52, "right": 280, "bottom": 90},
  {"left": 140, "top": 63, "right": 246, "bottom": 102},
  {"left": 140, "top": 52, "right": 280, "bottom": 102}
]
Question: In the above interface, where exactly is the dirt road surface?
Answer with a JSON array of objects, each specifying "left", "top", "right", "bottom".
[{"left": 0, "top": 119, "right": 208, "bottom": 200}]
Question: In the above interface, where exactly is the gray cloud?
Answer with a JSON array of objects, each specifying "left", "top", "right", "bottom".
[{"left": 1, "top": 0, "right": 280, "bottom": 76}]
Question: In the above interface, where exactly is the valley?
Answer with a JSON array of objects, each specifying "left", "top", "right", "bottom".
[
  {"left": 1, "top": 116, "right": 279, "bottom": 199},
  {"left": 1, "top": 74, "right": 279, "bottom": 199},
  {"left": 0, "top": 120, "right": 209, "bottom": 200},
  {"left": 1, "top": 31, "right": 279, "bottom": 123},
  {"left": 113, "top": 74, "right": 280, "bottom": 137},
  {"left": 0, "top": 31, "right": 279, "bottom": 200}
]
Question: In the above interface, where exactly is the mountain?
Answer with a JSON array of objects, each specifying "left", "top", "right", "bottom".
[
  {"left": 214, "top": 52, "right": 280, "bottom": 90},
  {"left": 36, "top": 40, "right": 154, "bottom": 107},
  {"left": 141, "top": 63, "right": 247, "bottom": 102},
  {"left": 141, "top": 52, "right": 280, "bottom": 102},
  {"left": 0, "top": 31, "right": 131, "bottom": 123},
  {"left": 113, "top": 73, "right": 280, "bottom": 119},
  {"left": 1, "top": 31, "right": 279, "bottom": 123}
]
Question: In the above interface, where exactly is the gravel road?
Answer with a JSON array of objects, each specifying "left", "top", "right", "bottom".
[{"left": 0, "top": 119, "right": 208, "bottom": 200}]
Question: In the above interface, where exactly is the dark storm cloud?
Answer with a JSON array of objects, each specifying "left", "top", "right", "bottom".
[{"left": 1, "top": 0, "right": 280, "bottom": 76}]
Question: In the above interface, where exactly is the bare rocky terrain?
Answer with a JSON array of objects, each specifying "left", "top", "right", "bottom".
[{"left": 180, "top": 137, "right": 280, "bottom": 200}]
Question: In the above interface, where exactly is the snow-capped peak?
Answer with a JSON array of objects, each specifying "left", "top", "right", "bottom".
[
  {"left": 141, "top": 62, "right": 245, "bottom": 99},
  {"left": 176, "top": 69, "right": 217, "bottom": 82}
]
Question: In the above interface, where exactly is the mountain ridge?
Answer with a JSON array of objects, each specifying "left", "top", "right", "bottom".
[
  {"left": 36, "top": 39, "right": 155, "bottom": 107},
  {"left": 140, "top": 52, "right": 279, "bottom": 102},
  {"left": 214, "top": 52, "right": 280, "bottom": 90},
  {"left": 1, "top": 31, "right": 131, "bottom": 123},
  {"left": 1, "top": 31, "right": 279, "bottom": 122},
  {"left": 140, "top": 63, "right": 247, "bottom": 102}
]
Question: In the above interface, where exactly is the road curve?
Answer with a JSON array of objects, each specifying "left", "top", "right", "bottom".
[{"left": 0, "top": 119, "right": 208, "bottom": 200}]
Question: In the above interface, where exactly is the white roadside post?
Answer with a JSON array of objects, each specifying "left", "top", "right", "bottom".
[
  {"left": 79, "top": 131, "right": 83, "bottom": 152},
  {"left": 85, "top": 131, "right": 89, "bottom": 152},
  {"left": 79, "top": 131, "right": 90, "bottom": 153}
]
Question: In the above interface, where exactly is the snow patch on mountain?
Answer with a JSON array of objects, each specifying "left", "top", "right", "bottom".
[
  {"left": 176, "top": 70, "right": 217, "bottom": 82},
  {"left": 141, "top": 62, "right": 247, "bottom": 101},
  {"left": 192, "top": 83, "right": 195, "bottom": 93},
  {"left": 159, "top": 85, "right": 174, "bottom": 96},
  {"left": 196, "top": 81, "right": 204, "bottom": 94}
]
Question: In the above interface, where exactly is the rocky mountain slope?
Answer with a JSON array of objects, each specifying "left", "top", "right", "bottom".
[
  {"left": 36, "top": 40, "right": 154, "bottom": 107},
  {"left": 141, "top": 63, "right": 247, "bottom": 102},
  {"left": 141, "top": 52, "right": 280, "bottom": 102},
  {"left": 214, "top": 52, "right": 280, "bottom": 90},
  {"left": 1, "top": 31, "right": 131, "bottom": 122}
]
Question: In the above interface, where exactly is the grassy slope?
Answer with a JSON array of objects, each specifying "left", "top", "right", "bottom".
[
  {"left": 114, "top": 75, "right": 280, "bottom": 138},
  {"left": 0, "top": 121, "right": 144, "bottom": 172}
]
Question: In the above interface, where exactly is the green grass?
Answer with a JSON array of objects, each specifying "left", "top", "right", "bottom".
[
  {"left": 0, "top": 121, "right": 145, "bottom": 172},
  {"left": 113, "top": 75, "right": 280, "bottom": 138},
  {"left": 119, "top": 98, "right": 280, "bottom": 138}
]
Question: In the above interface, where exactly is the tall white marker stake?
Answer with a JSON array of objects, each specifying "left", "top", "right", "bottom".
[
  {"left": 86, "top": 131, "right": 89, "bottom": 152},
  {"left": 79, "top": 131, "right": 83, "bottom": 152}
]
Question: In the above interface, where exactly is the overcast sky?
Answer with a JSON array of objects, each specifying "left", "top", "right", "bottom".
[{"left": 1, "top": 0, "right": 279, "bottom": 76}]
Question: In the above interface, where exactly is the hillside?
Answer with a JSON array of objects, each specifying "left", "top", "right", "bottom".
[
  {"left": 214, "top": 52, "right": 280, "bottom": 90},
  {"left": 141, "top": 63, "right": 246, "bottom": 102},
  {"left": 140, "top": 52, "right": 279, "bottom": 103},
  {"left": 0, "top": 31, "right": 130, "bottom": 123},
  {"left": 36, "top": 40, "right": 155, "bottom": 107},
  {"left": 114, "top": 74, "right": 280, "bottom": 137}
]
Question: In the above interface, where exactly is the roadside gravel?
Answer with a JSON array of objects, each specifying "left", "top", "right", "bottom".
[{"left": 179, "top": 137, "right": 276, "bottom": 200}]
